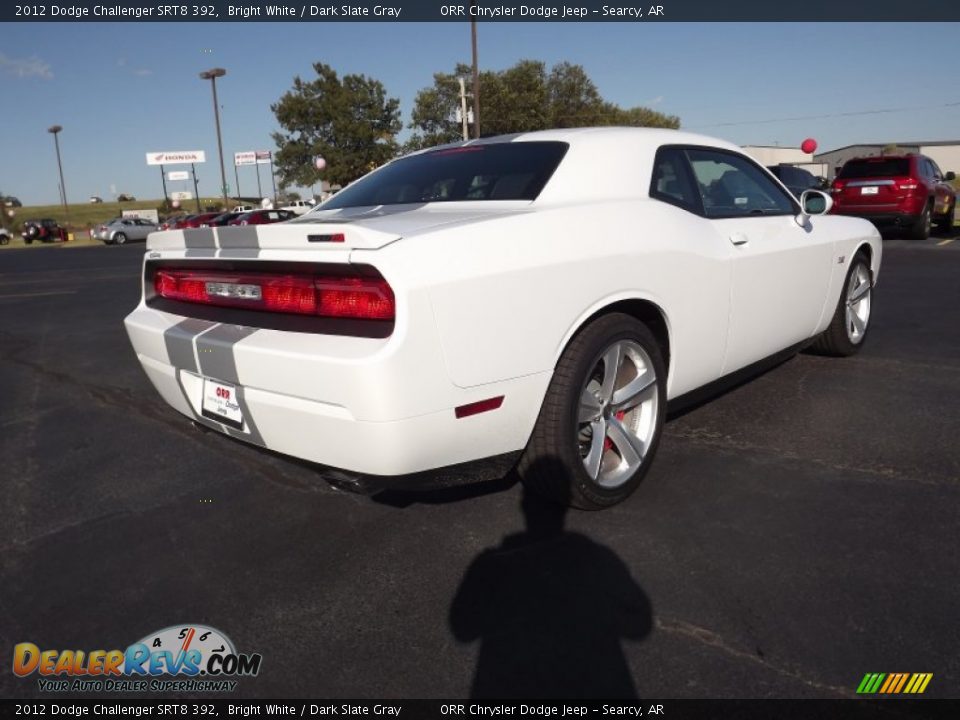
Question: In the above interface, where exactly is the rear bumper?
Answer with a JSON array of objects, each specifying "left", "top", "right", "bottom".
[
  {"left": 832, "top": 210, "right": 920, "bottom": 228},
  {"left": 124, "top": 303, "right": 549, "bottom": 478}
]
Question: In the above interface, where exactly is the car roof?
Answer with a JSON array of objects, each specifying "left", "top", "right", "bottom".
[
  {"left": 392, "top": 127, "right": 746, "bottom": 206},
  {"left": 845, "top": 154, "right": 917, "bottom": 162}
]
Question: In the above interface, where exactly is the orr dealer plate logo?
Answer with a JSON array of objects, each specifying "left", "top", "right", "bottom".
[{"left": 12, "top": 624, "right": 262, "bottom": 693}]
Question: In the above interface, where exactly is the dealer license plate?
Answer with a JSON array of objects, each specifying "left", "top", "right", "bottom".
[
  {"left": 860, "top": 186, "right": 879, "bottom": 195},
  {"left": 201, "top": 378, "right": 244, "bottom": 430}
]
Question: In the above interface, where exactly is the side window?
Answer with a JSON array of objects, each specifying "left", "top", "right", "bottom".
[
  {"left": 687, "top": 148, "right": 797, "bottom": 218},
  {"left": 928, "top": 158, "right": 943, "bottom": 180},
  {"left": 650, "top": 147, "right": 700, "bottom": 213}
]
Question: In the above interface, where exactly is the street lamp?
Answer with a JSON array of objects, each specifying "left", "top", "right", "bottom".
[
  {"left": 471, "top": 20, "right": 480, "bottom": 139},
  {"left": 199, "top": 67, "right": 229, "bottom": 209},
  {"left": 47, "top": 125, "right": 69, "bottom": 225}
]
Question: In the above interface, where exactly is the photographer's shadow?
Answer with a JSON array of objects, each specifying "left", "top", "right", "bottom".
[{"left": 449, "top": 457, "right": 653, "bottom": 698}]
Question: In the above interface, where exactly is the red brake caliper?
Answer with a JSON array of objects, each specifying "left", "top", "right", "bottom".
[{"left": 603, "top": 410, "right": 627, "bottom": 451}]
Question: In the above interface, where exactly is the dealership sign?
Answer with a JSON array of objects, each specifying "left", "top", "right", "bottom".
[
  {"left": 168, "top": 171, "right": 190, "bottom": 181},
  {"left": 236, "top": 150, "right": 273, "bottom": 166},
  {"left": 146, "top": 151, "right": 206, "bottom": 166}
]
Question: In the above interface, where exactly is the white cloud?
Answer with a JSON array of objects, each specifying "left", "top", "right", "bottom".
[
  {"left": 117, "top": 58, "right": 127, "bottom": 67},
  {"left": 0, "top": 52, "right": 52, "bottom": 79},
  {"left": 133, "top": 69, "right": 153, "bottom": 77},
  {"left": 647, "top": 96, "right": 664, "bottom": 106}
]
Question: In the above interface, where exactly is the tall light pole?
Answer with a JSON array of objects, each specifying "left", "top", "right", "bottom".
[
  {"left": 47, "top": 125, "right": 69, "bottom": 225},
  {"left": 470, "top": 19, "right": 480, "bottom": 139},
  {"left": 199, "top": 67, "right": 229, "bottom": 209}
]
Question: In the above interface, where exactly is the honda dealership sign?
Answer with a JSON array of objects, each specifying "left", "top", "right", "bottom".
[{"left": 146, "top": 151, "right": 206, "bottom": 166}]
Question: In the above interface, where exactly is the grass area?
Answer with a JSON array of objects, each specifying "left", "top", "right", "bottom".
[
  {"left": 1, "top": 197, "right": 227, "bottom": 233},
  {"left": 0, "top": 197, "right": 228, "bottom": 250}
]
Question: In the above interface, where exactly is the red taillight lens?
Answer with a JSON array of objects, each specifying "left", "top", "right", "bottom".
[
  {"left": 153, "top": 270, "right": 395, "bottom": 320},
  {"left": 315, "top": 276, "right": 394, "bottom": 320},
  {"left": 897, "top": 178, "right": 920, "bottom": 190}
]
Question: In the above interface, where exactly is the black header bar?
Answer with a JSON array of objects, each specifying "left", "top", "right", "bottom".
[
  {"left": 2, "top": 0, "right": 957, "bottom": 22},
  {"left": 0, "top": 699, "right": 958, "bottom": 719}
]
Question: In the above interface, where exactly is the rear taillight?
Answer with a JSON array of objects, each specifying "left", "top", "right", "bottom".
[
  {"left": 897, "top": 178, "right": 920, "bottom": 190},
  {"left": 153, "top": 269, "right": 395, "bottom": 320},
  {"left": 831, "top": 181, "right": 844, "bottom": 194}
]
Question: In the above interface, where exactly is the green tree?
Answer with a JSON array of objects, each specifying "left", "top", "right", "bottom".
[
  {"left": 271, "top": 63, "right": 402, "bottom": 188},
  {"left": 406, "top": 60, "right": 680, "bottom": 152}
]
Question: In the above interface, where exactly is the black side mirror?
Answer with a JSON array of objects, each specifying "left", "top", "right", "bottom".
[{"left": 945, "top": 171, "right": 956, "bottom": 182}]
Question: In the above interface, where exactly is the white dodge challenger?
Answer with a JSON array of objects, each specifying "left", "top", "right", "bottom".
[{"left": 125, "top": 128, "right": 881, "bottom": 509}]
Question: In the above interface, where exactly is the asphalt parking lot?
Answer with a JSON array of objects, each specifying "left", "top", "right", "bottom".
[{"left": 1, "top": 236, "right": 958, "bottom": 700}]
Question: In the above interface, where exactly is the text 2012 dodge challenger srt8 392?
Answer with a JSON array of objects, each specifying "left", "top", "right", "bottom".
[{"left": 125, "top": 128, "right": 881, "bottom": 509}]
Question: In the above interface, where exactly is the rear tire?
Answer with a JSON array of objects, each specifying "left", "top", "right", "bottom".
[
  {"left": 810, "top": 251, "right": 872, "bottom": 357},
  {"left": 935, "top": 201, "right": 955, "bottom": 233},
  {"left": 519, "top": 313, "right": 667, "bottom": 510},
  {"left": 113, "top": 232, "right": 127, "bottom": 245},
  {"left": 909, "top": 203, "right": 932, "bottom": 240}
]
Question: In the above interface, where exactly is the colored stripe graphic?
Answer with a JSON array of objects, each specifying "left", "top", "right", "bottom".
[
  {"left": 892, "top": 673, "right": 909, "bottom": 693},
  {"left": 857, "top": 672, "right": 932, "bottom": 694},
  {"left": 878, "top": 674, "right": 895, "bottom": 693}
]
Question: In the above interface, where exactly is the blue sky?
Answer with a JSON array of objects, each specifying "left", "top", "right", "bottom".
[{"left": 1, "top": 21, "right": 957, "bottom": 205}]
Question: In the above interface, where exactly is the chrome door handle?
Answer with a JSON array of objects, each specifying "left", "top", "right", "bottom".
[{"left": 730, "top": 233, "right": 749, "bottom": 246}]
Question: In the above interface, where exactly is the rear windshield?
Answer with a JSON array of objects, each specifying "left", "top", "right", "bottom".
[
  {"left": 839, "top": 158, "right": 910, "bottom": 179},
  {"left": 321, "top": 141, "right": 569, "bottom": 210}
]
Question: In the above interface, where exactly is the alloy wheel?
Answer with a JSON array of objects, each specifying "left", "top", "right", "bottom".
[
  {"left": 845, "top": 262, "right": 871, "bottom": 344},
  {"left": 577, "top": 340, "right": 659, "bottom": 488}
]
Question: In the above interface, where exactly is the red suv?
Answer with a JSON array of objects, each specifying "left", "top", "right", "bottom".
[{"left": 830, "top": 154, "right": 956, "bottom": 239}]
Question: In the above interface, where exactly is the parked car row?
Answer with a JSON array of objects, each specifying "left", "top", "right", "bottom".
[{"left": 159, "top": 209, "right": 296, "bottom": 231}]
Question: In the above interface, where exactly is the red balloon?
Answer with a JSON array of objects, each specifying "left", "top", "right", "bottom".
[{"left": 801, "top": 138, "right": 818, "bottom": 154}]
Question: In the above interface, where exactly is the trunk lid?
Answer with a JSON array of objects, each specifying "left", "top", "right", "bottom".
[{"left": 147, "top": 202, "right": 531, "bottom": 252}]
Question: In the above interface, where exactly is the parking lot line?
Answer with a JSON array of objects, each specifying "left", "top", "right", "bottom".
[
  {"left": 0, "top": 290, "right": 77, "bottom": 300},
  {"left": 937, "top": 237, "right": 955, "bottom": 246}
]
